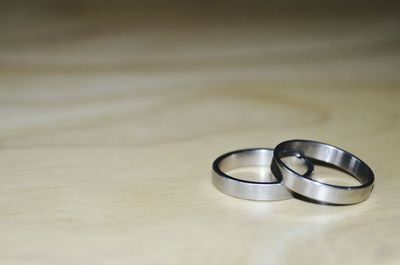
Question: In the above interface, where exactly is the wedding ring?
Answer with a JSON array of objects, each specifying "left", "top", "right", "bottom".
[
  {"left": 273, "top": 140, "right": 374, "bottom": 205},
  {"left": 212, "top": 148, "right": 314, "bottom": 201}
]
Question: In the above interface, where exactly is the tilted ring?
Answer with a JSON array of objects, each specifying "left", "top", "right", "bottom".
[
  {"left": 272, "top": 139, "right": 374, "bottom": 205},
  {"left": 212, "top": 148, "right": 314, "bottom": 201}
]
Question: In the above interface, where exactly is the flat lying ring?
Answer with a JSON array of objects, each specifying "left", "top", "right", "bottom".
[
  {"left": 273, "top": 140, "right": 375, "bottom": 205},
  {"left": 212, "top": 148, "right": 314, "bottom": 201}
]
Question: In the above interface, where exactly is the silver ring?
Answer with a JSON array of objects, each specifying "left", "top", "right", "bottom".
[
  {"left": 273, "top": 140, "right": 375, "bottom": 205},
  {"left": 212, "top": 148, "right": 314, "bottom": 201}
]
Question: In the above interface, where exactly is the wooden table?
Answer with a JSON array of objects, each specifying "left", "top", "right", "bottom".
[{"left": 1, "top": 1, "right": 399, "bottom": 264}]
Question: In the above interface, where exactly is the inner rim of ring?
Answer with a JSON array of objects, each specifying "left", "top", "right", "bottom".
[
  {"left": 219, "top": 149, "right": 274, "bottom": 172},
  {"left": 218, "top": 149, "right": 312, "bottom": 183}
]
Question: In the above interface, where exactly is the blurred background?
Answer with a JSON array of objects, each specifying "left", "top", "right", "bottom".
[
  {"left": 0, "top": 0, "right": 399, "bottom": 148},
  {"left": 1, "top": 0, "right": 399, "bottom": 78}
]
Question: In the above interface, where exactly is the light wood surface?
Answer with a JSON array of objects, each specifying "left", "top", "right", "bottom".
[{"left": 1, "top": 1, "right": 400, "bottom": 264}]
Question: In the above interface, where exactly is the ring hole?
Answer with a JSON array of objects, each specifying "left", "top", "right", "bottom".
[
  {"left": 281, "top": 156, "right": 309, "bottom": 175},
  {"left": 227, "top": 166, "right": 276, "bottom": 182},
  {"left": 310, "top": 160, "right": 361, "bottom": 186}
]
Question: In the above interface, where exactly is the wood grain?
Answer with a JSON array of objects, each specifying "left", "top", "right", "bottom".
[{"left": 1, "top": 1, "right": 399, "bottom": 264}]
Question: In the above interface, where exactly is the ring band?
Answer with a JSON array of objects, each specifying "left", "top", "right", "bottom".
[
  {"left": 212, "top": 148, "right": 314, "bottom": 201},
  {"left": 272, "top": 140, "right": 375, "bottom": 205}
]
